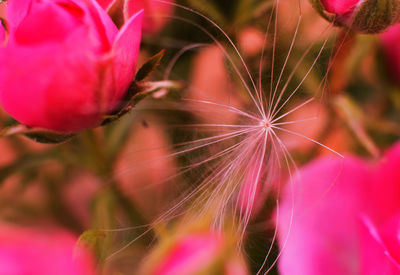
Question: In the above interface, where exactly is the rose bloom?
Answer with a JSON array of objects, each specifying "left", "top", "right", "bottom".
[
  {"left": 140, "top": 231, "right": 248, "bottom": 275},
  {"left": 0, "top": 0, "right": 143, "bottom": 133},
  {"left": 381, "top": 24, "right": 400, "bottom": 87},
  {"left": 314, "top": 0, "right": 400, "bottom": 33},
  {"left": 0, "top": 225, "right": 95, "bottom": 275},
  {"left": 278, "top": 141, "right": 400, "bottom": 274},
  {"left": 320, "top": 0, "right": 360, "bottom": 16}
]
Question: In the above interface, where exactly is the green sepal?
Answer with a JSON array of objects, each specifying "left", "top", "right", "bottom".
[
  {"left": 101, "top": 81, "right": 142, "bottom": 126},
  {"left": 135, "top": 50, "right": 165, "bottom": 82},
  {"left": 310, "top": 0, "right": 400, "bottom": 33},
  {"left": 101, "top": 79, "right": 184, "bottom": 126},
  {"left": 351, "top": 0, "right": 400, "bottom": 33},
  {"left": 0, "top": 124, "right": 75, "bottom": 144}
]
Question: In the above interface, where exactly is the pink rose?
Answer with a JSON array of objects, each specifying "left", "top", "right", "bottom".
[
  {"left": 154, "top": 233, "right": 224, "bottom": 275},
  {"left": 0, "top": 225, "right": 95, "bottom": 275},
  {"left": 0, "top": 0, "right": 143, "bottom": 133},
  {"left": 320, "top": 0, "right": 360, "bottom": 15},
  {"left": 381, "top": 24, "right": 400, "bottom": 87},
  {"left": 312, "top": 0, "right": 400, "bottom": 33},
  {"left": 141, "top": 232, "right": 248, "bottom": 275},
  {"left": 278, "top": 142, "right": 400, "bottom": 274}
]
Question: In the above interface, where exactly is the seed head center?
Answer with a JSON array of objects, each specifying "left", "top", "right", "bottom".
[{"left": 259, "top": 119, "right": 271, "bottom": 131}]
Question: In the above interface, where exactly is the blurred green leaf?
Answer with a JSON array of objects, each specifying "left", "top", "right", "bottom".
[
  {"left": 335, "top": 95, "right": 380, "bottom": 157},
  {"left": 235, "top": 0, "right": 258, "bottom": 26},
  {"left": 76, "top": 230, "right": 107, "bottom": 262},
  {"left": 0, "top": 151, "right": 60, "bottom": 186},
  {"left": 185, "top": 0, "right": 227, "bottom": 27}
]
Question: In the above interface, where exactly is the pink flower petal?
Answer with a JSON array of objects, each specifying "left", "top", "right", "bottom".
[
  {"left": 0, "top": 226, "right": 95, "bottom": 275},
  {"left": 6, "top": 0, "right": 33, "bottom": 31},
  {"left": 320, "top": 0, "right": 360, "bottom": 15},
  {"left": 154, "top": 233, "right": 223, "bottom": 275},
  {"left": 111, "top": 9, "right": 143, "bottom": 101},
  {"left": 82, "top": 0, "right": 118, "bottom": 47},
  {"left": 370, "top": 142, "right": 400, "bottom": 223},
  {"left": 12, "top": 0, "right": 84, "bottom": 45},
  {"left": 360, "top": 213, "right": 400, "bottom": 275},
  {"left": 96, "top": 0, "right": 114, "bottom": 10},
  {"left": 0, "top": 42, "right": 104, "bottom": 132},
  {"left": 278, "top": 156, "right": 373, "bottom": 275}
]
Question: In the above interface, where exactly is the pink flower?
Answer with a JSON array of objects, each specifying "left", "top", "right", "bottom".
[
  {"left": 278, "top": 142, "right": 400, "bottom": 274},
  {"left": 0, "top": 0, "right": 143, "bottom": 133},
  {"left": 154, "top": 233, "right": 224, "bottom": 275},
  {"left": 312, "top": 0, "right": 400, "bottom": 33},
  {"left": 141, "top": 232, "right": 248, "bottom": 275},
  {"left": 0, "top": 225, "right": 95, "bottom": 275},
  {"left": 320, "top": 0, "right": 360, "bottom": 15},
  {"left": 381, "top": 24, "right": 400, "bottom": 87}
]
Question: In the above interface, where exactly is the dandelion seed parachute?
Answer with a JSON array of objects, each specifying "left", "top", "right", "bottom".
[{"left": 107, "top": 0, "right": 343, "bottom": 272}]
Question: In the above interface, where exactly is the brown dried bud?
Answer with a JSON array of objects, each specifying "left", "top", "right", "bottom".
[{"left": 310, "top": 0, "right": 400, "bottom": 33}]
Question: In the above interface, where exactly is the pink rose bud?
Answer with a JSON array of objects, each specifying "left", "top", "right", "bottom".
[
  {"left": 311, "top": 0, "right": 400, "bottom": 33},
  {"left": 380, "top": 24, "right": 400, "bottom": 86},
  {"left": 0, "top": 0, "right": 143, "bottom": 133},
  {"left": 0, "top": 225, "right": 95, "bottom": 275},
  {"left": 141, "top": 232, "right": 249, "bottom": 275},
  {"left": 154, "top": 233, "right": 224, "bottom": 275}
]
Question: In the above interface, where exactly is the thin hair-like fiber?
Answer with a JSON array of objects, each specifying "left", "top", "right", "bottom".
[{"left": 105, "top": 0, "right": 346, "bottom": 273}]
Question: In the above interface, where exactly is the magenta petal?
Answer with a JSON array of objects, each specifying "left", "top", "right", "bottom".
[
  {"left": 83, "top": 0, "right": 118, "bottom": 46},
  {"left": 95, "top": 0, "right": 114, "bottom": 10},
  {"left": 278, "top": 156, "right": 373, "bottom": 275},
  {"left": 360, "top": 213, "right": 400, "bottom": 275},
  {"left": 370, "top": 141, "right": 400, "bottom": 223},
  {"left": 154, "top": 234, "right": 222, "bottom": 275},
  {"left": 6, "top": 0, "right": 33, "bottom": 31},
  {"left": 0, "top": 226, "right": 95, "bottom": 275},
  {"left": 320, "top": 0, "right": 360, "bottom": 15},
  {"left": 0, "top": 42, "right": 103, "bottom": 132},
  {"left": 111, "top": 9, "right": 143, "bottom": 101},
  {"left": 13, "top": 1, "right": 84, "bottom": 45}
]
